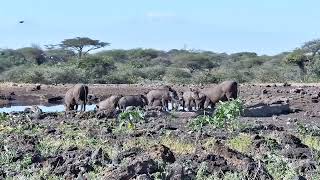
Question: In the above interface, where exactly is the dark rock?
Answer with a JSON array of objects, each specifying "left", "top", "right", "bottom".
[
  {"left": 293, "top": 175, "right": 307, "bottom": 180},
  {"left": 280, "top": 134, "right": 308, "bottom": 148},
  {"left": 115, "top": 147, "right": 143, "bottom": 164},
  {"left": 45, "top": 127, "right": 56, "bottom": 134},
  {"left": 283, "top": 82, "right": 291, "bottom": 87},
  {"left": 67, "top": 146, "right": 79, "bottom": 151},
  {"left": 262, "top": 89, "right": 268, "bottom": 94},
  {"left": 291, "top": 88, "right": 304, "bottom": 94},
  {"left": 47, "top": 96, "right": 63, "bottom": 103},
  {"left": 281, "top": 148, "right": 312, "bottom": 159},
  {"left": 149, "top": 144, "right": 175, "bottom": 163}
]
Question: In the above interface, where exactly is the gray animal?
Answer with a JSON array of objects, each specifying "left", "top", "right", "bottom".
[
  {"left": 118, "top": 95, "right": 148, "bottom": 110},
  {"left": 200, "top": 80, "right": 238, "bottom": 109},
  {"left": 179, "top": 89, "right": 201, "bottom": 111},
  {"left": 96, "top": 95, "right": 123, "bottom": 111},
  {"left": 147, "top": 86, "right": 179, "bottom": 111},
  {"left": 195, "top": 92, "right": 207, "bottom": 110},
  {"left": 64, "top": 84, "right": 88, "bottom": 113}
]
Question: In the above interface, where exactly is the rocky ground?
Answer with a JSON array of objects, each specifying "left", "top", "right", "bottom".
[{"left": 1, "top": 83, "right": 320, "bottom": 179}]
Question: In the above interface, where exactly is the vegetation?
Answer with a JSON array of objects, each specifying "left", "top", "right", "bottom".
[
  {"left": 189, "top": 99, "right": 244, "bottom": 132},
  {"left": 118, "top": 109, "right": 144, "bottom": 131},
  {"left": 2, "top": 37, "right": 320, "bottom": 84}
]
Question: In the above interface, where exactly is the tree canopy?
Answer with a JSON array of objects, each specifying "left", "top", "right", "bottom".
[{"left": 60, "top": 37, "right": 110, "bottom": 58}]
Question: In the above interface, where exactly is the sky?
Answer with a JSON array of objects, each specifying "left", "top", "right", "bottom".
[{"left": 1, "top": 0, "right": 320, "bottom": 55}]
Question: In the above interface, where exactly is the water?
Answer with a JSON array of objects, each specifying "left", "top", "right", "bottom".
[
  {"left": 0, "top": 102, "right": 195, "bottom": 113},
  {"left": 0, "top": 104, "right": 97, "bottom": 113}
]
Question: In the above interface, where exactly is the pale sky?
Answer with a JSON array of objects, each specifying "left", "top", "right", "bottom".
[{"left": 1, "top": 0, "right": 320, "bottom": 55}]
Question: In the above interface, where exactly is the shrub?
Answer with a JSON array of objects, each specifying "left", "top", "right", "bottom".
[
  {"left": 172, "top": 54, "right": 216, "bottom": 72},
  {"left": 189, "top": 99, "right": 244, "bottom": 132},
  {"left": 0, "top": 65, "right": 87, "bottom": 84},
  {"left": 118, "top": 109, "right": 144, "bottom": 131},
  {"left": 163, "top": 68, "right": 192, "bottom": 84},
  {"left": 191, "top": 71, "right": 220, "bottom": 84}
]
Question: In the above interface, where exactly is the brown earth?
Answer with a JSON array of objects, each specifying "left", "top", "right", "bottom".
[{"left": 1, "top": 82, "right": 320, "bottom": 179}]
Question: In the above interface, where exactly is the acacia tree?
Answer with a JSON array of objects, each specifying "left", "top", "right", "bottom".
[
  {"left": 302, "top": 39, "right": 320, "bottom": 60},
  {"left": 60, "top": 37, "right": 110, "bottom": 58},
  {"left": 285, "top": 48, "right": 309, "bottom": 80}
]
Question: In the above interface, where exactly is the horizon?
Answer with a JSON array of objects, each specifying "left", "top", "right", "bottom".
[{"left": 1, "top": 0, "right": 320, "bottom": 55}]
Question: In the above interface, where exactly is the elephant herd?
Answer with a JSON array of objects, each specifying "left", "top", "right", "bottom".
[{"left": 64, "top": 80, "right": 238, "bottom": 114}]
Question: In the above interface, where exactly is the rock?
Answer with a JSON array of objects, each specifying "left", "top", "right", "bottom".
[
  {"left": 290, "top": 88, "right": 304, "bottom": 94},
  {"left": 280, "top": 134, "right": 307, "bottom": 148},
  {"left": 262, "top": 89, "right": 268, "bottom": 94},
  {"left": 149, "top": 144, "right": 175, "bottom": 163},
  {"left": 283, "top": 82, "right": 291, "bottom": 87},
  {"left": 45, "top": 127, "right": 56, "bottom": 134},
  {"left": 87, "top": 94, "right": 99, "bottom": 102},
  {"left": 47, "top": 96, "right": 63, "bottom": 103},
  {"left": 27, "top": 84, "right": 41, "bottom": 92},
  {"left": 276, "top": 89, "right": 283, "bottom": 93},
  {"left": 136, "top": 174, "right": 151, "bottom": 180},
  {"left": 292, "top": 175, "right": 307, "bottom": 180},
  {"left": 281, "top": 148, "right": 312, "bottom": 159},
  {"left": 115, "top": 147, "right": 143, "bottom": 164}
]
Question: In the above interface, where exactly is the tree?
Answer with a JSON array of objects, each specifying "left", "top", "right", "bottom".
[
  {"left": 60, "top": 37, "right": 110, "bottom": 58},
  {"left": 285, "top": 48, "right": 309, "bottom": 80},
  {"left": 302, "top": 39, "right": 320, "bottom": 59},
  {"left": 172, "top": 54, "right": 216, "bottom": 73},
  {"left": 16, "top": 47, "right": 46, "bottom": 65}
]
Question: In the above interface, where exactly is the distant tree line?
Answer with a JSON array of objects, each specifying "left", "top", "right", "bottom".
[{"left": 1, "top": 37, "right": 320, "bottom": 84}]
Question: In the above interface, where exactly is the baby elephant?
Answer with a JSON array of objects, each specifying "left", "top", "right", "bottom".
[
  {"left": 118, "top": 95, "right": 148, "bottom": 110},
  {"left": 64, "top": 84, "right": 89, "bottom": 113},
  {"left": 96, "top": 95, "right": 123, "bottom": 111},
  {"left": 179, "top": 89, "right": 201, "bottom": 111}
]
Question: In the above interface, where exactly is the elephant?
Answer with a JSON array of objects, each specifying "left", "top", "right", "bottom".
[
  {"left": 179, "top": 89, "right": 201, "bottom": 111},
  {"left": 147, "top": 86, "right": 179, "bottom": 111},
  {"left": 195, "top": 92, "right": 207, "bottom": 110},
  {"left": 199, "top": 80, "right": 238, "bottom": 109},
  {"left": 96, "top": 95, "right": 123, "bottom": 111},
  {"left": 64, "top": 84, "right": 89, "bottom": 113},
  {"left": 117, "top": 95, "right": 148, "bottom": 110}
]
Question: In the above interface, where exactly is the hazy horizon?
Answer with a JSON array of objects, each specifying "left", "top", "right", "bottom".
[{"left": 1, "top": 0, "right": 320, "bottom": 55}]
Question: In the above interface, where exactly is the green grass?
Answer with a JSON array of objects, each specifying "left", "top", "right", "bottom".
[
  {"left": 227, "top": 133, "right": 252, "bottom": 154},
  {"left": 160, "top": 136, "right": 195, "bottom": 155}
]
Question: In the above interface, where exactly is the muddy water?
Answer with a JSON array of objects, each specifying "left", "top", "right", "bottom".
[{"left": 0, "top": 104, "right": 97, "bottom": 113}]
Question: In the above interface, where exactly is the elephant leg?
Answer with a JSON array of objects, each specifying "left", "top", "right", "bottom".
[
  {"left": 182, "top": 100, "right": 185, "bottom": 111},
  {"left": 186, "top": 100, "right": 191, "bottom": 111},
  {"left": 192, "top": 99, "right": 197, "bottom": 111},
  {"left": 149, "top": 98, "right": 154, "bottom": 106},
  {"left": 204, "top": 98, "right": 211, "bottom": 109},
  {"left": 165, "top": 100, "right": 169, "bottom": 111},
  {"left": 161, "top": 98, "right": 166, "bottom": 111}
]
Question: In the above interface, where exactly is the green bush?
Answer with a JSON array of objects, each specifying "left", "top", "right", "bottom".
[
  {"left": 0, "top": 65, "right": 87, "bottom": 84},
  {"left": 118, "top": 109, "right": 144, "bottom": 131},
  {"left": 163, "top": 68, "right": 192, "bottom": 84},
  {"left": 172, "top": 54, "right": 216, "bottom": 71},
  {"left": 189, "top": 99, "right": 244, "bottom": 132},
  {"left": 191, "top": 71, "right": 220, "bottom": 84}
]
